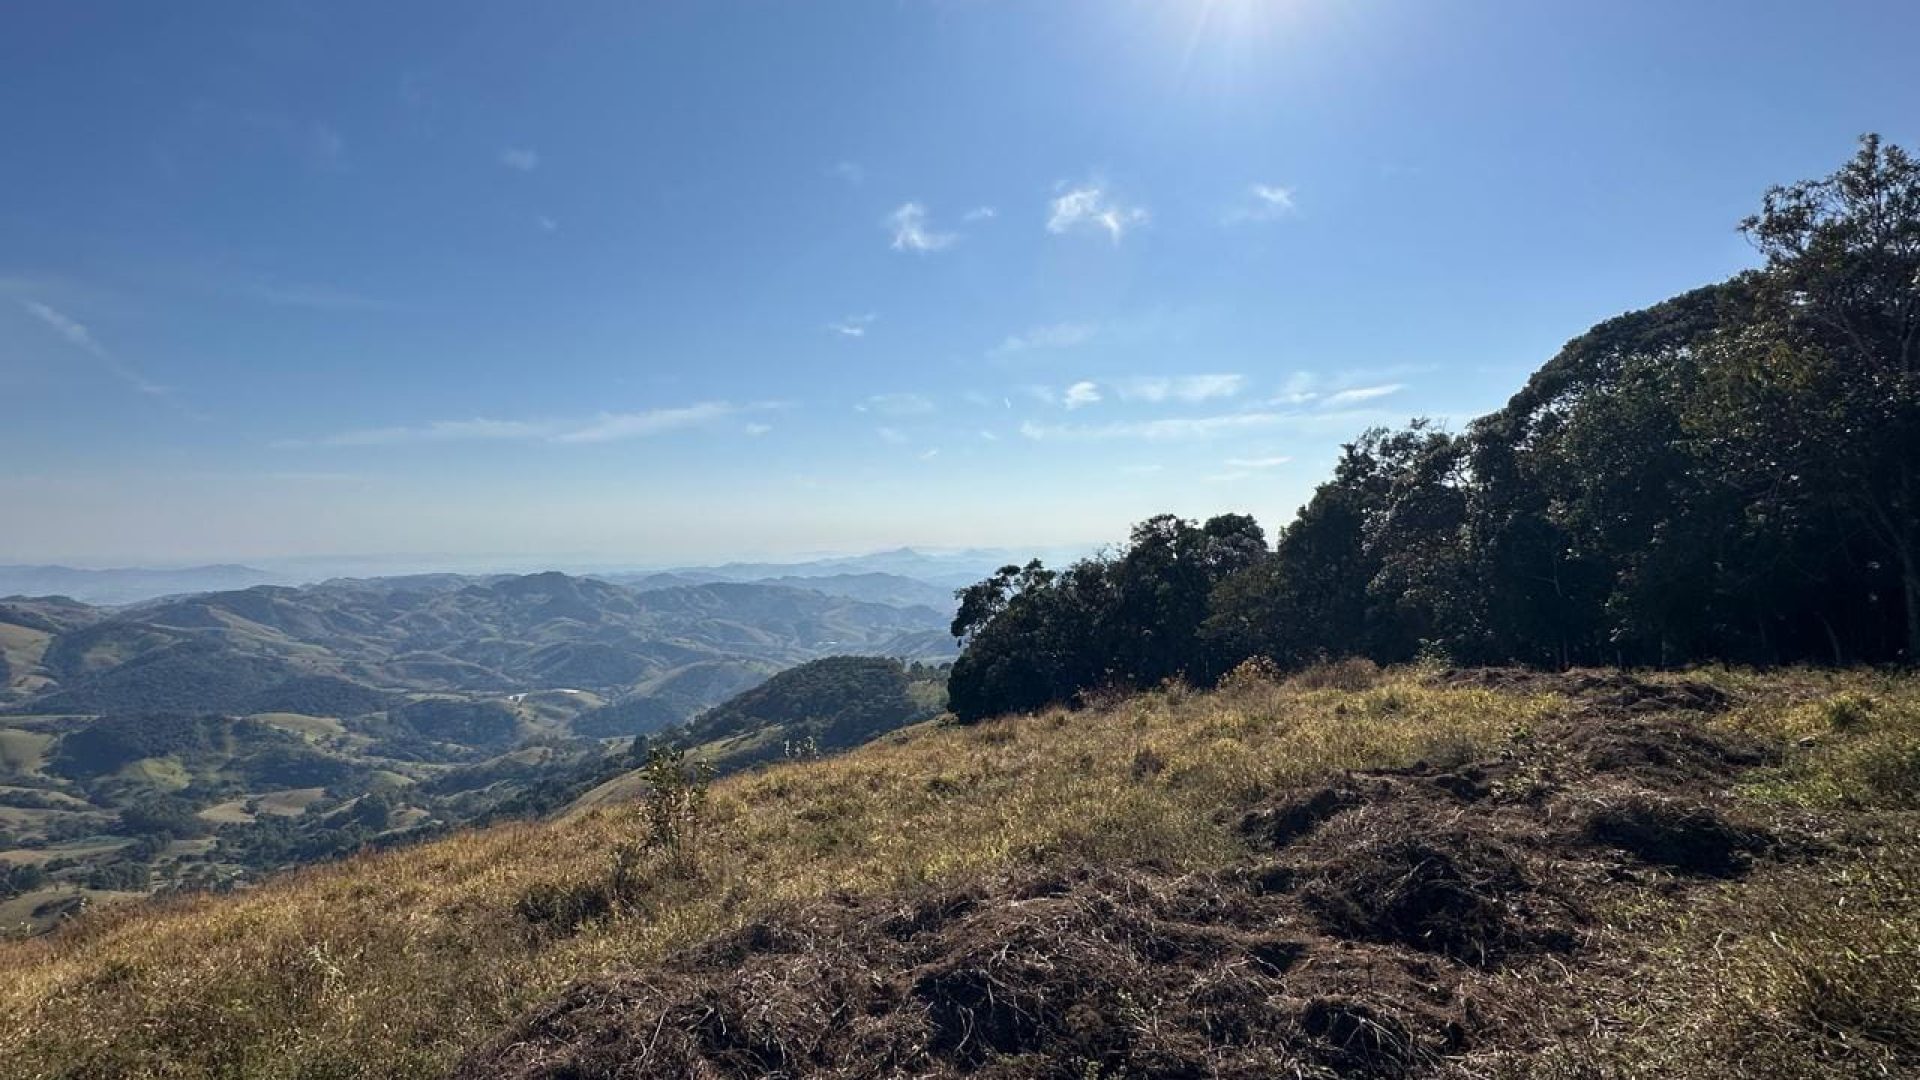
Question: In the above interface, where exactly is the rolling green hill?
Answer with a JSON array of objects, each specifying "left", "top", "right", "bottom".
[{"left": 0, "top": 572, "right": 956, "bottom": 933}]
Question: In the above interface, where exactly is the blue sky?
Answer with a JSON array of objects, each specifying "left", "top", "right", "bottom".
[{"left": 2, "top": 0, "right": 1914, "bottom": 567}]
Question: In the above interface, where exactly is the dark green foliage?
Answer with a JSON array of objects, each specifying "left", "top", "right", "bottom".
[
  {"left": 52, "top": 713, "right": 266, "bottom": 779},
  {"left": 113, "top": 797, "right": 209, "bottom": 840},
  {"left": 31, "top": 637, "right": 300, "bottom": 715},
  {"left": 240, "top": 676, "right": 394, "bottom": 718},
  {"left": 679, "top": 656, "right": 938, "bottom": 753},
  {"left": 0, "top": 862, "right": 46, "bottom": 901},
  {"left": 948, "top": 516, "right": 1267, "bottom": 722},
  {"left": 387, "top": 698, "right": 521, "bottom": 749},
  {"left": 571, "top": 695, "right": 686, "bottom": 738},
  {"left": 950, "top": 136, "right": 1920, "bottom": 722}
]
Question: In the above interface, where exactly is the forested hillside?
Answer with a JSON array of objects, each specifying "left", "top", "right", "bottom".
[{"left": 950, "top": 136, "right": 1920, "bottom": 722}]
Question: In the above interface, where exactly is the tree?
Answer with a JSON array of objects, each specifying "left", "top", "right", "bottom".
[{"left": 1706, "top": 134, "right": 1920, "bottom": 661}]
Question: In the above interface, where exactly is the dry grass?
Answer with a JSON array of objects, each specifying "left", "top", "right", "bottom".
[
  {"left": 0, "top": 667, "right": 1914, "bottom": 1079},
  {"left": 0, "top": 671, "right": 1554, "bottom": 1079}
]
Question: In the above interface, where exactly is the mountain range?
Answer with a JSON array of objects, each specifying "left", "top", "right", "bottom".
[{"left": 3, "top": 571, "right": 955, "bottom": 718}]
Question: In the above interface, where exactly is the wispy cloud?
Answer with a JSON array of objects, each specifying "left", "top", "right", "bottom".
[
  {"left": 278, "top": 401, "right": 779, "bottom": 448},
  {"left": 536, "top": 215, "right": 559, "bottom": 233},
  {"left": 1224, "top": 455, "right": 1292, "bottom": 469},
  {"left": 990, "top": 322, "right": 1096, "bottom": 357},
  {"left": 886, "top": 202, "right": 956, "bottom": 252},
  {"left": 876, "top": 427, "right": 909, "bottom": 445},
  {"left": 1112, "top": 374, "right": 1244, "bottom": 404},
  {"left": 499, "top": 147, "right": 539, "bottom": 172},
  {"left": 1063, "top": 380, "right": 1102, "bottom": 409},
  {"left": 856, "top": 392, "right": 935, "bottom": 416},
  {"left": 1322, "top": 383, "right": 1405, "bottom": 406},
  {"left": 962, "top": 206, "right": 997, "bottom": 222},
  {"left": 555, "top": 402, "right": 764, "bottom": 444},
  {"left": 827, "top": 160, "right": 865, "bottom": 185},
  {"left": 18, "top": 299, "right": 167, "bottom": 396},
  {"left": 829, "top": 313, "right": 877, "bottom": 338},
  {"left": 1047, "top": 184, "right": 1148, "bottom": 243},
  {"left": 919, "top": 448, "right": 941, "bottom": 461},
  {"left": 1227, "top": 183, "right": 1297, "bottom": 223},
  {"left": 744, "top": 422, "right": 773, "bottom": 436},
  {"left": 1021, "top": 408, "right": 1385, "bottom": 442}
]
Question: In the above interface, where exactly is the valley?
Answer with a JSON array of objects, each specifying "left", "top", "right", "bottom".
[{"left": 0, "top": 568, "right": 959, "bottom": 933}]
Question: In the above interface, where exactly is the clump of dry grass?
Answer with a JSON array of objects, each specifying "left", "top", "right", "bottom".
[
  {"left": 1465, "top": 840, "right": 1920, "bottom": 1080},
  {"left": 0, "top": 669, "right": 1557, "bottom": 1079}
]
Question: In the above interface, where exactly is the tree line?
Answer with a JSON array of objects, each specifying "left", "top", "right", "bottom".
[{"left": 949, "top": 136, "right": 1920, "bottom": 723}]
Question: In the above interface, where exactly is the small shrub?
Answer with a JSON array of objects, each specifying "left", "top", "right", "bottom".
[
  {"left": 639, "top": 748, "right": 714, "bottom": 877},
  {"left": 1220, "top": 656, "right": 1283, "bottom": 691}
]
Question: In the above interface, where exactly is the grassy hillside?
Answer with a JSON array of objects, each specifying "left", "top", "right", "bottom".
[{"left": 0, "top": 666, "right": 1912, "bottom": 1077}]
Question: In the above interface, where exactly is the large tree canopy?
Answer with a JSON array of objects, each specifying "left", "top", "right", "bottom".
[{"left": 948, "top": 136, "right": 1920, "bottom": 723}]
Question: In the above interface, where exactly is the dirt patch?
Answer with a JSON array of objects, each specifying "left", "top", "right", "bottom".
[
  {"left": 1299, "top": 809, "right": 1575, "bottom": 966},
  {"left": 1436, "top": 668, "right": 1734, "bottom": 715},
  {"left": 457, "top": 867, "right": 1468, "bottom": 1080},
  {"left": 1563, "top": 716, "right": 1774, "bottom": 787},
  {"left": 1578, "top": 794, "right": 1772, "bottom": 877},
  {"left": 1240, "top": 781, "right": 1370, "bottom": 848}
]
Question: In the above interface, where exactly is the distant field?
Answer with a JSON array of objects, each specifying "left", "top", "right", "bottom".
[
  {"left": 250, "top": 713, "right": 349, "bottom": 740},
  {"left": 0, "top": 624, "right": 50, "bottom": 690},
  {"left": 0, "top": 730, "right": 53, "bottom": 774},
  {"left": 0, "top": 836, "right": 129, "bottom": 866},
  {"left": 116, "top": 757, "right": 190, "bottom": 791},
  {"left": 0, "top": 885, "right": 138, "bottom": 937},
  {"left": 195, "top": 801, "right": 255, "bottom": 825},
  {"left": 198, "top": 786, "right": 330, "bottom": 825},
  {"left": 253, "top": 787, "right": 328, "bottom": 815}
]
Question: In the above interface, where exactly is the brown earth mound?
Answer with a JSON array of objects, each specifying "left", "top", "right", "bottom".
[
  {"left": 1436, "top": 668, "right": 1734, "bottom": 715},
  {"left": 457, "top": 707, "right": 1783, "bottom": 1080}
]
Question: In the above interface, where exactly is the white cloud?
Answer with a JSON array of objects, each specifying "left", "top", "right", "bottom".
[
  {"left": 499, "top": 147, "right": 539, "bottom": 172},
  {"left": 20, "top": 299, "right": 105, "bottom": 355},
  {"left": 536, "top": 215, "right": 559, "bottom": 233},
  {"left": 990, "top": 322, "right": 1096, "bottom": 357},
  {"left": 1228, "top": 183, "right": 1297, "bottom": 223},
  {"left": 1063, "top": 380, "right": 1102, "bottom": 409},
  {"left": 856, "top": 392, "right": 934, "bottom": 416},
  {"left": 1322, "top": 383, "right": 1405, "bottom": 406},
  {"left": 886, "top": 202, "right": 956, "bottom": 252},
  {"left": 828, "top": 160, "right": 865, "bottom": 185},
  {"left": 1047, "top": 184, "right": 1148, "bottom": 242},
  {"left": 962, "top": 206, "right": 997, "bottom": 222},
  {"left": 979, "top": 430, "right": 999, "bottom": 441},
  {"left": 1224, "top": 455, "right": 1292, "bottom": 469},
  {"left": 18, "top": 299, "right": 167, "bottom": 396},
  {"left": 829, "top": 313, "right": 877, "bottom": 338},
  {"left": 1021, "top": 407, "right": 1367, "bottom": 441},
  {"left": 280, "top": 401, "right": 778, "bottom": 448},
  {"left": 1113, "top": 374, "right": 1244, "bottom": 404},
  {"left": 919, "top": 448, "right": 940, "bottom": 461},
  {"left": 876, "top": 427, "right": 909, "bottom": 445},
  {"left": 744, "top": 422, "right": 772, "bottom": 436}
]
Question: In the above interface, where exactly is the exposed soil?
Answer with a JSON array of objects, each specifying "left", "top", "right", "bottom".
[{"left": 456, "top": 692, "right": 1791, "bottom": 1080}]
